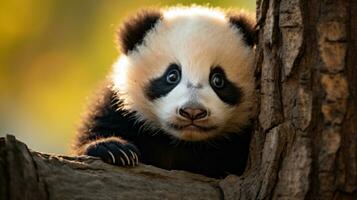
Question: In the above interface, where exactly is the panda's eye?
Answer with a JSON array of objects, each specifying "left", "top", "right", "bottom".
[
  {"left": 166, "top": 68, "right": 180, "bottom": 84},
  {"left": 211, "top": 73, "right": 225, "bottom": 88}
]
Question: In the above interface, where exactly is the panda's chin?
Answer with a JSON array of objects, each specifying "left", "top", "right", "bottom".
[
  {"left": 178, "top": 130, "right": 213, "bottom": 141},
  {"left": 166, "top": 123, "right": 219, "bottom": 141}
]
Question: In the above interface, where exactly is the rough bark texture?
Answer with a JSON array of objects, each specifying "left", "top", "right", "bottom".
[
  {"left": 249, "top": 0, "right": 357, "bottom": 199},
  {"left": 0, "top": 135, "right": 223, "bottom": 200},
  {"left": 1, "top": 0, "right": 356, "bottom": 199}
]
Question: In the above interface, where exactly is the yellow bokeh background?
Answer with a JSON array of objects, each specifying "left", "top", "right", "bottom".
[{"left": 0, "top": 0, "right": 255, "bottom": 154}]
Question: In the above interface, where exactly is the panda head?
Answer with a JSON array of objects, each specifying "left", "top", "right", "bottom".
[{"left": 113, "top": 6, "right": 256, "bottom": 141}]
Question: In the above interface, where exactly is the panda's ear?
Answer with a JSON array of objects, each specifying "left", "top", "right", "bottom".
[
  {"left": 117, "top": 8, "right": 163, "bottom": 54},
  {"left": 226, "top": 11, "right": 257, "bottom": 46}
]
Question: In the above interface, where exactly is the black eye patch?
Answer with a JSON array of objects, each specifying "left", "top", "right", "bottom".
[
  {"left": 145, "top": 63, "right": 181, "bottom": 101},
  {"left": 209, "top": 66, "right": 243, "bottom": 106}
]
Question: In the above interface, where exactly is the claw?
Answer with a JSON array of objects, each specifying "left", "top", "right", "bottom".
[
  {"left": 134, "top": 152, "right": 138, "bottom": 165},
  {"left": 119, "top": 149, "right": 130, "bottom": 165},
  {"left": 130, "top": 150, "right": 139, "bottom": 165},
  {"left": 129, "top": 150, "right": 137, "bottom": 166},
  {"left": 107, "top": 150, "right": 116, "bottom": 164},
  {"left": 119, "top": 157, "right": 125, "bottom": 166}
]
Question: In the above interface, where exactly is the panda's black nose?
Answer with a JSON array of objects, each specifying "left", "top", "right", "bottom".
[{"left": 179, "top": 106, "right": 208, "bottom": 120}]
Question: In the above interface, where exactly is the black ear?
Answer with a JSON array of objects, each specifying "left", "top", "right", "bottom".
[
  {"left": 226, "top": 11, "right": 256, "bottom": 46},
  {"left": 117, "top": 8, "right": 163, "bottom": 54}
]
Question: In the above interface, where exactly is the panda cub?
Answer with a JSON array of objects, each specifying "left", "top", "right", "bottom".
[{"left": 74, "top": 6, "right": 256, "bottom": 178}]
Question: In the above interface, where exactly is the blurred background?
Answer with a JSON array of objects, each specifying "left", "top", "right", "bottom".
[{"left": 0, "top": 0, "right": 255, "bottom": 154}]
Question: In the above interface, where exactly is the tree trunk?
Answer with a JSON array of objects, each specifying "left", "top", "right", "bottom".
[
  {"left": 247, "top": 0, "right": 357, "bottom": 199},
  {"left": 1, "top": 0, "right": 356, "bottom": 199}
]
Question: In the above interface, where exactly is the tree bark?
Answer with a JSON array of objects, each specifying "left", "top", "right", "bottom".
[
  {"left": 1, "top": 0, "right": 356, "bottom": 199},
  {"left": 249, "top": 0, "right": 357, "bottom": 199},
  {"left": 0, "top": 135, "right": 223, "bottom": 200}
]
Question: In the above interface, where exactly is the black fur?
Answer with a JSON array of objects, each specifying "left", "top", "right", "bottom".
[
  {"left": 210, "top": 66, "right": 243, "bottom": 106},
  {"left": 145, "top": 63, "right": 181, "bottom": 100},
  {"left": 117, "top": 8, "right": 163, "bottom": 54},
  {"left": 226, "top": 11, "right": 256, "bottom": 46},
  {"left": 74, "top": 83, "right": 251, "bottom": 178}
]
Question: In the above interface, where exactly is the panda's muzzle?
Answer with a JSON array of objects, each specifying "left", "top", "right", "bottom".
[
  {"left": 178, "top": 107, "right": 207, "bottom": 120},
  {"left": 177, "top": 103, "right": 210, "bottom": 121}
]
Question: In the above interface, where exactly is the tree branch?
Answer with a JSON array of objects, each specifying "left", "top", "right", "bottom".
[{"left": 0, "top": 135, "right": 238, "bottom": 200}]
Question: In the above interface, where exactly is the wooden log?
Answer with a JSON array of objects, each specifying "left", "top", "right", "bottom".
[{"left": 0, "top": 135, "right": 236, "bottom": 200}]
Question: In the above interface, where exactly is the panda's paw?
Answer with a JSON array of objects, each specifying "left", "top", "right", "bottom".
[{"left": 84, "top": 137, "right": 140, "bottom": 167}]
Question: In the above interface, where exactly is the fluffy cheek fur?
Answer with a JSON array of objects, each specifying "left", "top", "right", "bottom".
[{"left": 112, "top": 56, "right": 167, "bottom": 128}]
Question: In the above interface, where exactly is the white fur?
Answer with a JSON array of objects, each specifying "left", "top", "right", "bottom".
[{"left": 113, "top": 6, "right": 256, "bottom": 141}]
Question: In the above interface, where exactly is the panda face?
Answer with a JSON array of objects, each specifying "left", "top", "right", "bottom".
[{"left": 113, "top": 7, "right": 256, "bottom": 141}]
